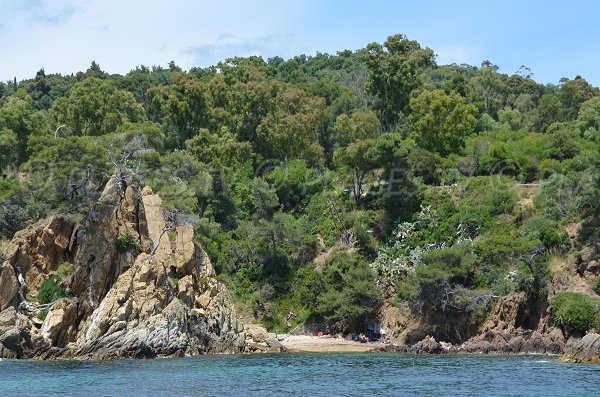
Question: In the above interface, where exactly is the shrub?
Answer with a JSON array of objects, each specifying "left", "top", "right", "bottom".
[
  {"left": 551, "top": 292, "right": 596, "bottom": 333},
  {"left": 593, "top": 277, "right": 600, "bottom": 295},
  {"left": 37, "top": 309, "right": 49, "bottom": 321},
  {"left": 56, "top": 262, "right": 75, "bottom": 278},
  {"left": 116, "top": 232, "right": 138, "bottom": 253},
  {"left": 312, "top": 252, "right": 378, "bottom": 332},
  {"left": 37, "top": 277, "right": 65, "bottom": 305}
]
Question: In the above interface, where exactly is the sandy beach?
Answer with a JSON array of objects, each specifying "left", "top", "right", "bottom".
[{"left": 280, "top": 335, "right": 387, "bottom": 352}]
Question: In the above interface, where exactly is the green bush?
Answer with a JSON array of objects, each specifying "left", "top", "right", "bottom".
[
  {"left": 593, "top": 277, "right": 600, "bottom": 295},
  {"left": 56, "top": 262, "right": 75, "bottom": 278},
  {"left": 416, "top": 245, "right": 475, "bottom": 287},
  {"left": 37, "top": 277, "right": 65, "bottom": 305},
  {"left": 116, "top": 232, "right": 139, "bottom": 253},
  {"left": 36, "top": 309, "right": 49, "bottom": 321},
  {"left": 551, "top": 292, "right": 596, "bottom": 333}
]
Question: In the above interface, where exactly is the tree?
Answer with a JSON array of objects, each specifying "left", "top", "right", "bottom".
[
  {"left": 471, "top": 61, "right": 508, "bottom": 117},
  {"left": 0, "top": 128, "right": 18, "bottom": 170},
  {"left": 409, "top": 89, "right": 477, "bottom": 156},
  {"left": 186, "top": 128, "right": 254, "bottom": 169},
  {"left": 334, "top": 139, "right": 377, "bottom": 203},
  {"left": 0, "top": 96, "right": 49, "bottom": 164},
  {"left": 532, "top": 93, "right": 561, "bottom": 131},
  {"left": 256, "top": 87, "right": 326, "bottom": 161},
  {"left": 558, "top": 76, "right": 599, "bottom": 121},
  {"left": 577, "top": 96, "right": 600, "bottom": 139},
  {"left": 148, "top": 73, "right": 210, "bottom": 149},
  {"left": 333, "top": 110, "right": 379, "bottom": 147},
  {"left": 52, "top": 77, "right": 144, "bottom": 136},
  {"left": 365, "top": 34, "right": 435, "bottom": 132},
  {"left": 312, "top": 251, "right": 377, "bottom": 332}
]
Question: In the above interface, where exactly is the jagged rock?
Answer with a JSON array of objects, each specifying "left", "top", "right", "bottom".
[
  {"left": 3, "top": 216, "right": 74, "bottom": 299},
  {"left": 41, "top": 299, "right": 79, "bottom": 347},
  {"left": 560, "top": 333, "right": 600, "bottom": 363},
  {"left": 74, "top": 252, "right": 244, "bottom": 359},
  {"left": 461, "top": 339, "right": 491, "bottom": 353},
  {"left": 506, "top": 336, "right": 525, "bottom": 353},
  {"left": 0, "top": 263, "right": 19, "bottom": 311},
  {"left": 196, "top": 291, "right": 211, "bottom": 309},
  {"left": 71, "top": 178, "right": 151, "bottom": 313},
  {"left": 376, "top": 343, "right": 409, "bottom": 353},
  {"left": 410, "top": 335, "right": 442, "bottom": 354},
  {"left": 481, "top": 292, "right": 530, "bottom": 334},
  {"left": 0, "top": 177, "right": 245, "bottom": 359}
]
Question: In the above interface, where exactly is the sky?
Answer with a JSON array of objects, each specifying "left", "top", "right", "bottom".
[{"left": 1, "top": 0, "right": 600, "bottom": 85}]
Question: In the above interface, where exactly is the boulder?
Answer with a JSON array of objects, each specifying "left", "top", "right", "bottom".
[
  {"left": 409, "top": 335, "right": 442, "bottom": 354},
  {"left": 245, "top": 324, "right": 270, "bottom": 344},
  {"left": 580, "top": 246, "right": 597, "bottom": 264},
  {"left": 41, "top": 298, "right": 79, "bottom": 347}
]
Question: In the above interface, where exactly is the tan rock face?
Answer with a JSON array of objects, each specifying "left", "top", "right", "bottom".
[
  {"left": 0, "top": 263, "right": 19, "bottom": 311},
  {"left": 0, "top": 176, "right": 245, "bottom": 359},
  {"left": 3, "top": 216, "right": 74, "bottom": 299},
  {"left": 77, "top": 253, "right": 244, "bottom": 358},
  {"left": 481, "top": 292, "right": 530, "bottom": 334},
  {"left": 41, "top": 298, "right": 79, "bottom": 347}
]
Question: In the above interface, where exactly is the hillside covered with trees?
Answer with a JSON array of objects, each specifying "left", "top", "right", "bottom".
[{"left": 2, "top": 34, "right": 600, "bottom": 338}]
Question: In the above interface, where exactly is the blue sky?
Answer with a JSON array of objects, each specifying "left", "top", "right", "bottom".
[{"left": 1, "top": 0, "right": 599, "bottom": 85}]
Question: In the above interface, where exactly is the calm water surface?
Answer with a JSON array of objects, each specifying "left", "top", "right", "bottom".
[{"left": 0, "top": 353, "right": 598, "bottom": 396}]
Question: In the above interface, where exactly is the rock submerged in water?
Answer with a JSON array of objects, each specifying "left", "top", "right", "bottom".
[{"left": 0, "top": 176, "right": 245, "bottom": 359}]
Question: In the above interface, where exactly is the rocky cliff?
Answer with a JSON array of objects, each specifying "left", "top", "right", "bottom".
[{"left": 0, "top": 177, "right": 245, "bottom": 359}]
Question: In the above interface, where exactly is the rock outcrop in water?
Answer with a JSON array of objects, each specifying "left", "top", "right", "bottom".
[
  {"left": 559, "top": 333, "right": 600, "bottom": 363},
  {"left": 0, "top": 177, "right": 245, "bottom": 359}
]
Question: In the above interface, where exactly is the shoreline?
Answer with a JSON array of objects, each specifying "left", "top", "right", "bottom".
[{"left": 279, "top": 335, "right": 387, "bottom": 353}]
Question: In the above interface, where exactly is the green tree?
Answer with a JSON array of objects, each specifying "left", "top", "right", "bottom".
[
  {"left": 53, "top": 77, "right": 144, "bottom": 136},
  {"left": 532, "top": 93, "right": 561, "bottom": 131},
  {"left": 333, "top": 110, "right": 380, "bottom": 147},
  {"left": 334, "top": 139, "right": 377, "bottom": 203},
  {"left": 148, "top": 73, "right": 210, "bottom": 148},
  {"left": 558, "top": 76, "right": 599, "bottom": 121},
  {"left": 409, "top": 89, "right": 477, "bottom": 156},
  {"left": 577, "top": 96, "right": 600, "bottom": 139},
  {"left": 0, "top": 128, "right": 18, "bottom": 170},
  {"left": 256, "top": 87, "right": 326, "bottom": 161},
  {"left": 312, "top": 251, "right": 377, "bottom": 332},
  {"left": 0, "top": 96, "right": 49, "bottom": 164},
  {"left": 471, "top": 61, "right": 507, "bottom": 117},
  {"left": 365, "top": 34, "right": 435, "bottom": 132}
]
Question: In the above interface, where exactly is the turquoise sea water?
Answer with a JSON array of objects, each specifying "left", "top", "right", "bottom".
[{"left": 0, "top": 353, "right": 598, "bottom": 396}]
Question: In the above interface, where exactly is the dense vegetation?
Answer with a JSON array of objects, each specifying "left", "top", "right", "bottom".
[{"left": 2, "top": 34, "right": 600, "bottom": 333}]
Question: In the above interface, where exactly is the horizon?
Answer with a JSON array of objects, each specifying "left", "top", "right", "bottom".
[{"left": 1, "top": 0, "right": 600, "bottom": 86}]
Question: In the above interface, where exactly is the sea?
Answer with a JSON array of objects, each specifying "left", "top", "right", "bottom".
[{"left": 0, "top": 353, "right": 598, "bottom": 396}]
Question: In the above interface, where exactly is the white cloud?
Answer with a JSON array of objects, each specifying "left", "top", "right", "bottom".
[{"left": 183, "top": 33, "right": 297, "bottom": 66}]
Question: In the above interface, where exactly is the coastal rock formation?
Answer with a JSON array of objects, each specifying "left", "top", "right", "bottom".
[
  {"left": 560, "top": 333, "right": 600, "bottom": 363},
  {"left": 0, "top": 177, "right": 245, "bottom": 359}
]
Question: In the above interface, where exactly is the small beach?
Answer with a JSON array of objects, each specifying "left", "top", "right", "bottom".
[{"left": 280, "top": 335, "right": 387, "bottom": 352}]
